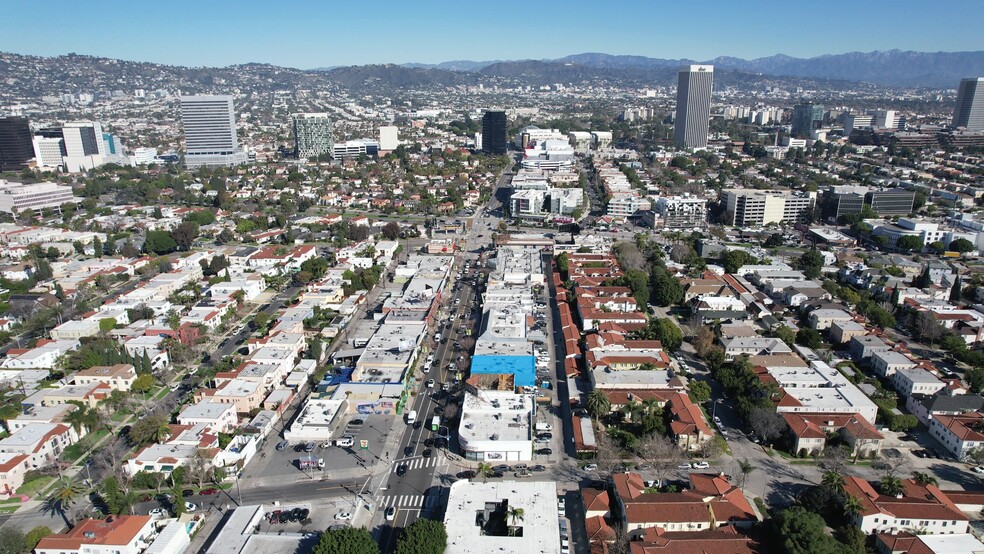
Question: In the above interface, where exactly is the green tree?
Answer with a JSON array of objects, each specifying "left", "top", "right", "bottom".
[
  {"left": 313, "top": 527, "right": 380, "bottom": 554},
  {"left": 172, "top": 221, "right": 200, "bottom": 251},
  {"left": 772, "top": 325, "right": 796, "bottom": 346},
  {"left": 131, "top": 374, "right": 156, "bottom": 393},
  {"left": 796, "top": 329, "right": 823, "bottom": 349},
  {"left": 24, "top": 526, "right": 52, "bottom": 551},
  {"left": 722, "top": 250, "right": 752, "bottom": 274},
  {"left": 928, "top": 241, "right": 946, "bottom": 255},
  {"left": 951, "top": 275, "right": 963, "bottom": 303},
  {"left": 507, "top": 507, "right": 525, "bottom": 536},
  {"left": 92, "top": 236, "right": 103, "bottom": 258},
  {"left": 144, "top": 230, "right": 177, "bottom": 255},
  {"left": 688, "top": 380, "right": 711, "bottom": 403},
  {"left": 911, "top": 471, "right": 938, "bottom": 487},
  {"left": 477, "top": 462, "right": 493, "bottom": 483},
  {"left": 102, "top": 475, "right": 130, "bottom": 515},
  {"left": 896, "top": 235, "right": 924, "bottom": 253},
  {"left": 99, "top": 318, "right": 117, "bottom": 333},
  {"left": 878, "top": 476, "right": 905, "bottom": 497},
  {"left": 652, "top": 318, "right": 683, "bottom": 352},
  {"left": 395, "top": 518, "right": 448, "bottom": 554},
  {"left": 650, "top": 266, "right": 684, "bottom": 306},
  {"left": 737, "top": 458, "right": 755, "bottom": 489},
  {"left": 42, "top": 479, "right": 85, "bottom": 528},
  {"left": 799, "top": 249, "right": 825, "bottom": 280},
  {"left": 773, "top": 506, "right": 844, "bottom": 554},
  {"left": 0, "top": 527, "right": 26, "bottom": 554},
  {"left": 949, "top": 238, "right": 975, "bottom": 253},
  {"left": 382, "top": 221, "right": 401, "bottom": 240},
  {"left": 586, "top": 389, "right": 611, "bottom": 418}
]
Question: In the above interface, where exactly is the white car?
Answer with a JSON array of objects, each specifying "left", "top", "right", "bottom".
[
  {"left": 426, "top": 379, "right": 435, "bottom": 388},
  {"left": 385, "top": 506, "right": 396, "bottom": 521},
  {"left": 318, "top": 458, "right": 325, "bottom": 469},
  {"left": 184, "top": 502, "right": 197, "bottom": 513},
  {"left": 149, "top": 508, "right": 166, "bottom": 518},
  {"left": 334, "top": 511, "right": 353, "bottom": 521},
  {"left": 582, "top": 464, "right": 598, "bottom": 471},
  {"left": 692, "top": 461, "right": 710, "bottom": 470},
  {"left": 973, "top": 466, "right": 984, "bottom": 474},
  {"left": 335, "top": 435, "right": 354, "bottom": 448},
  {"left": 678, "top": 463, "right": 693, "bottom": 469},
  {"left": 557, "top": 497, "right": 566, "bottom": 512}
]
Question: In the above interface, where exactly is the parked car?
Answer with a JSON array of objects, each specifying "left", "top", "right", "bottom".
[
  {"left": 276, "top": 440, "right": 289, "bottom": 451},
  {"left": 149, "top": 508, "right": 166, "bottom": 518},
  {"left": 335, "top": 435, "right": 354, "bottom": 448},
  {"left": 973, "top": 466, "right": 984, "bottom": 474},
  {"left": 457, "top": 470, "right": 477, "bottom": 479},
  {"left": 181, "top": 489, "right": 194, "bottom": 497},
  {"left": 537, "top": 448, "right": 552, "bottom": 455},
  {"left": 537, "top": 433, "right": 553, "bottom": 440},
  {"left": 530, "top": 465, "right": 546, "bottom": 472},
  {"left": 692, "top": 461, "right": 710, "bottom": 470},
  {"left": 678, "top": 463, "right": 693, "bottom": 469},
  {"left": 349, "top": 418, "right": 365, "bottom": 426},
  {"left": 184, "top": 502, "right": 197, "bottom": 513},
  {"left": 334, "top": 512, "right": 353, "bottom": 521},
  {"left": 514, "top": 470, "right": 532, "bottom": 478},
  {"left": 200, "top": 488, "right": 219, "bottom": 495},
  {"left": 492, "top": 464, "right": 510, "bottom": 473},
  {"left": 582, "top": 464, "right": 598, "bottom": 472}
]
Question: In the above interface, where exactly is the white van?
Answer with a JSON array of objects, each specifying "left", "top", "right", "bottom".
[{"left": 406, "top": 410, "right": 417, "bottom": 424}]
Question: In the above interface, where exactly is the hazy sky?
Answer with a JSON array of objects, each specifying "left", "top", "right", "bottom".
[{"left": 2, "top": 0, "right": 982, "bottom": 69}]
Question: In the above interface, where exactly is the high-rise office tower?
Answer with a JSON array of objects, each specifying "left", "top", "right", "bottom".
[
  {"left": 291, "top": 113, "right": 333, "bottom": 160},
  {"left": 180, "top": 95, "right": 248, "bottom": 169},
  {"left": 791, "top": 103, "right": 824, "bottom": 137},
  {"left": 61, "top": 121, "right": 109, "bottom": 172},
  {"left": 0, "top": 117, "right": 35, "bottom": 171},
  {"left": 952, "top": 77, "right": 984, "bottom": 131},
  {"left": 378, "top": 125, "right": 399, "bottom": 152},
  {"left": 674, "top": 65, "right": 714, "bottom": 149},
  {"left": 482, "top": 110, "right": 508, "bottom": 155}
]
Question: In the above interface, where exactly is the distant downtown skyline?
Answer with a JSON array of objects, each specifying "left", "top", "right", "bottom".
[{"left": 0, "top": 0, "right": 982, "bottom": 69}]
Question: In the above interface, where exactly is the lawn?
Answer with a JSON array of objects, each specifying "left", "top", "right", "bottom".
[
  {"left": 17, "top": 476, "right": 54, "bottom": 497},
  {"left": 0, "top": 506, "right": 19, "bottom": 514},
  {"left": 61, "top": 430, "right": 109, "bottom": 463}
]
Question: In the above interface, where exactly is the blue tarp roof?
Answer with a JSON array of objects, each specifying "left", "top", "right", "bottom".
[{"left": 470, "top": 355, "right": 536, "bottom": 387}]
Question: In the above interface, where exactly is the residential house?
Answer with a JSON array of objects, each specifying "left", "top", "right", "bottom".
[
  {"left": 892, "top": 368, "right": 946, "bottom": 397},
  {"left": 177, "top": 400, "right": 239, "bottom": 434},
  {"left": 628, "top": 526, "right": 761, "bottom": 554},
  {"left": 666, "top": 392, "right": 713, "bottom": 452},
  {"left": 809, "top": 308, "right": 854, "bottom": 331},
  {"left": 906, "top": 394, "right": 984, "bottom": 426},
  {"left": 0, "top": 453, "right": 29, "bottom": 495},
  {"left": 843, "top": 476, "right": 969, "bottom": 535},
  {"left": 929, "top": 412, "right": 984, "bottom": 460},
  {"left": 781, "top": 412, "right": 884, "bottom": 457},
  {"left": 612, "top": 472, "right": 757, "bottom": 539},
  {"left": 872, "top": 351, "right": 917, "bottom": 378},
  {"left": 35, "top": 515, "right": 159, "bottom": 554},
  {"left": 850, "top": 335, "right": 893, "bottom": 363},
  {"left": 72, "top": 364, "right": 137, "bottom": 392},
  {"left": 0, "top": 423, "right": 79, "bottom": 469},
  {"left": 831, "top": 320, "right": 867, "bottom": 344},
  {"left": 719, "top": 337, "right": 791, "bottom": 360}
]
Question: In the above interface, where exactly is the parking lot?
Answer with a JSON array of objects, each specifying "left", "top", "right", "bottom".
[{"left": 243, "top": 414, "right": 398, "bottom": 482}]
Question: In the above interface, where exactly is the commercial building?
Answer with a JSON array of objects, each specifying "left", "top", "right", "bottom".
[
  {"left": 378, "top": 125, "right": 399, "bottom": 152},
  {"left": 791, "top": 103, "right": 824, "bottom": 137},
  {"left": 674, "top": 65, "right": 714, "bottom": 149},
  {"left": 35, "top": 515, "right": 161, "bottom": 554},
  {"left": 721, "top": 189, "right": 816, "bottom": 226},
  {"left": 0, "top": 116, "right": 34, "bottom": 171},
  {"left": 291, "top": 113, "right": 333, "bottom": 160},
  {"left": 871, "top": 110, "right": 897, "bottom": 130},
  {"left": 653, "top": 195, "right": 707, "bottom": 229},
  {"left": 331, "top": 140, "right": 368, "bottom": 160},
  {"left": 457, "top": 390, "right": 535, "bottom": 462},
  {"left": 953, "top": 77, "right": 984, "bottom": 131},
  {"left": 180, "top": 95, "right": 248, "bottom": 169},
  {"left": 32, "top": 136, "right": 66, "bottom": 168},
  {"left": 844, "top": 113, "right": 874, "bottom": 135},
  {"left": 444, "top": 480, "right": 562, "bottom": 554},
  {"left": 0, "top": 180, "right": 79, "bottom": 215},
  {"left": 821, "top": 185, "right": 915, "bottom": 221},
  {"left": 482, "top": 110, "right": 508, "bottom": 155}
]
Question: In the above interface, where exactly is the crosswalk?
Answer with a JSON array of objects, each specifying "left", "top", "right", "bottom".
[
  {"left": 392, "top": 457, "right": 441, "bottom": 473},
  {"left": 377, "top": 494, "right": 441, "bottom": 509}
]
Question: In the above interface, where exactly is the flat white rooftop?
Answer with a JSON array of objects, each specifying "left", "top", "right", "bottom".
[
  {"left": 460, "top": 390, "right": 533, "bottom": 444},
  {"left": 445, "top": 480, "right": 561, "bottom": 554}
]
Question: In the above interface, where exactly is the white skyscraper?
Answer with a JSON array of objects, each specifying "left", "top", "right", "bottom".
[
  {"left": 379, "top": 125, "right": 399, "bottom": 152},
  {"left": 674, "top": 65, "right": 714, "bottom": 149},
  {"left": 180, "top": 95, "right": 248, "bottom": 169}
]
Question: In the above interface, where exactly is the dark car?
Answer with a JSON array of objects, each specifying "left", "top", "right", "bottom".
[
  {"left": 200, "top": 488, "right": 219, "bottom": 495},
  {"left": 422, "top": 448, "right": 433, "bottom": 458},
  {"left": 537, "top": 448, "right": 552, "bottom": 455},
  {"left": 181, "top": 489, "right": 194, "bottom": 497},
  {"left": 278, "top": 510, "right": 291, "bottom": 524},
  {"left": 424, "top": 438, "right": 435, "bottom": 447},
  {"left": 530, "top": 465, "right": 546, "bottom": 472},
  {"left": 404, "top": 446, "right": 414, "bottom": 456},
  {"left": 492, "top": 464, "right": 510, "bottom": 473},
  {"left": 434, "top": 406, "right": 444, "bottom": 416},
  {"left": 537, "top": 433, "right": 553, "bottom": 440},
  {"left": 349, "top": 418, "right": 365, "bottom": 426},
  {"left": 297, "top": 508, "right": 310, "bottom": 521},
  {"left": 456, "top": 470, "right": 477, "bottom": 479},
  {"left": 294, "top": 444, "right": 305, "bottom": 453},
  {"left": 434, "top": 437, "right": 449, "bottom": 449},
  {"left": 413, "top": 421, "right": 422, "bottom": 429},
  {"left": 396, "top": 464, "right": 408, "bottom": 477}
]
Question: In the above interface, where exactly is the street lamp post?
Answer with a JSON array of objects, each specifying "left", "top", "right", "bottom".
[{"left": 711, "top": 399, "right": 723, "bottom": 421}]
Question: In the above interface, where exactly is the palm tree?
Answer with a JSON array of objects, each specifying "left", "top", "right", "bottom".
[
  {"left": 912, "top": 471, "right": 938, "bottom": 487},
  {"left": 507, "top": 507, "right": 525, "bottom": 536},
  {"left": 477, "top": 462, "right": 493, "bottom": 484},
  {"left": 63, "top": 404, "right": 88, "bottom": 436},
  {"left": 42, "top": 479, "right": 85, "bottom": 528},
  {"left": 151, "top": 418, "right": 172, "bottom": 443},
  {"left": 821, "top": 470, "right": 845, "bottom": 492},
  {"left": 586, "top": 390, "right": 611, "bottom": 419},
  {"left": 844, "top": 494, "right": 864, "bottom": 520},
  {"left": 737, "top": 459, "right": 755, "bottom": 489},
  {"left": 879, "top": 475, "right": 905, "bottom": 497}
]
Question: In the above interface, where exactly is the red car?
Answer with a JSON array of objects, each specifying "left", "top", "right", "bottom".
[{"left": 200, "top": 488, "right": 219, "bottom": 495}]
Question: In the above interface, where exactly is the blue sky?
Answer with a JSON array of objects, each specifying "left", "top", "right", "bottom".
[{"left": 1, "top": 0, "right": 981, "bottom": 68}]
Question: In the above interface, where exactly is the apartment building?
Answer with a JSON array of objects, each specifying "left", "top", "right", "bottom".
[
  {"left": 0, "top": 180, "right": 80, "bottom": 215},
  {"left": 721, "top": 189, "right": 817, "bottom": 226},
  {"left": 653, "top": 195, "right": 707, "bottom": 229}
]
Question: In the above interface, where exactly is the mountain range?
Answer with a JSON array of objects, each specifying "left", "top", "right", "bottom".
[{"left": 394, "top": 50, "right": 984, "bottom": 88}]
